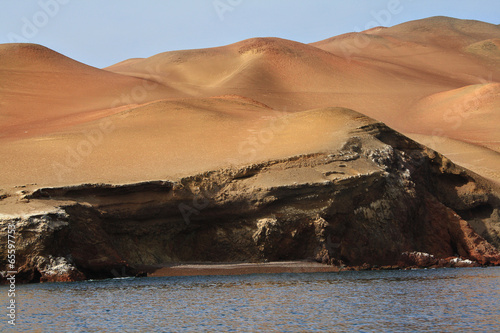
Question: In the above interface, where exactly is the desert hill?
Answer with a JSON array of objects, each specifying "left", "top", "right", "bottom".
[
  {"left": 105, "top": 34, "right": 466, "bottom": 124},
  {"left": 310, "top": 17, "right": 500, "bottom": 183},
  {"left": 312, "top": 16, "right": 500, "bottom": 79},
  {"left": 404, "top": 83, "right": 500, "bottom": 151},
  {"left": 105, "top": 17, "right": 500, "bottom": 183},
  {"left": 1, "top": 16, "right": 500, "bottom": 282},
  {"left": 0, "top": 43, "right": 179, "bottom": 139}
]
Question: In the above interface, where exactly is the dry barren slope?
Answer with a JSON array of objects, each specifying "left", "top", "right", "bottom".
[
  {"left": 104, "top": 36, "right": 460, "bottom": 126},
  {"left": 404, "top": 83, "right": 500, "bottom": 152},
  {"left": 0, "top": 98, "right": 367, "bottom": 187},
  {"left": 0, "top": 44, "right": 179, "bottom": 139},
  {"left": 0, "top": 17, "right": 499, "bottom": 190},
  {"left": 311, "top": 16, "right": 500, "bottom": 84},
  {"left": 311, "top": 16, "right": 500, "bottom": 181}
]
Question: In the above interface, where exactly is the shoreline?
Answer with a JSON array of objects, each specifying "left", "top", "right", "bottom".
[
  {"left": 141, "top": 255, "right": 489, "bottom": 279},
  {"left": 146, "top": 261, "right": 344, "bottom": 277},
  {"left": 2, "top": 258, "right": 493, "bottom": 284}
]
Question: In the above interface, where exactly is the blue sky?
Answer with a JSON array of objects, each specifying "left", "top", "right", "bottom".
[{"left": 0, "top": 0, "right": 498, "bottom": 68}]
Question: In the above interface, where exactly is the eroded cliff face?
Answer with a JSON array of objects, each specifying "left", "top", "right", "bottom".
[{"left": 1, "top": 122, "right": 500, "bottom": 283}]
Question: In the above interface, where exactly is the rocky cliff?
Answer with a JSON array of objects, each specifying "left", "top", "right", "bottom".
[{"left": 1, "top": 113, "right": 499, "bottom": 283}]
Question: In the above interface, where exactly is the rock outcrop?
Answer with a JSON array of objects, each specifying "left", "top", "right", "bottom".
[{"left": 1, "top": 119, "right": 500, "bottom": 283}]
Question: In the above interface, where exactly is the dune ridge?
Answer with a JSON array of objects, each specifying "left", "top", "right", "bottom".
[{"left": 1, "top": 16, "right": 498, "bottom": 184}]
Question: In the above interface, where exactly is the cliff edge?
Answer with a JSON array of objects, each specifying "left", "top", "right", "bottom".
[{"left": 1, "top": 108, "right": 499, "bottom": 283}]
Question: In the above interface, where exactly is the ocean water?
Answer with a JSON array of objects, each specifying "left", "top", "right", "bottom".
[{"left": 1, "top": 267, "right": 499, "bottom": 332}]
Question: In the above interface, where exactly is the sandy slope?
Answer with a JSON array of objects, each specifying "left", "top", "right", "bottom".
[
  {"left": 0, "top": 99, "right": 368, "bottom": 187},
  {"left": 403, "top": 83, "right": 500, "bottom": 153},
  {"left": 0, "top": 44, "right": 179, "bottom": 140},
  {"left": 105, "top": 36, "right": 462, "bottom": 127},
  {"left": 0, "top": 16, "right": 499, "bottom": 188},
  {"left": 311, "top": 16, "right": 500, "bottom": 82},
  {"left": 310, "top": 17, "right": 500, "bottom": 164}
]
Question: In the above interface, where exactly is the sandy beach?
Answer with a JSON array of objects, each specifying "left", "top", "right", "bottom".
[{"left": 147, "top": 261, "right": 344, "bottom": 277}]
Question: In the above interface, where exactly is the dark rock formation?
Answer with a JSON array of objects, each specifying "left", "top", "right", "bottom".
[{"left": 1, "top": 121, "right": 500, "bottom": 283}]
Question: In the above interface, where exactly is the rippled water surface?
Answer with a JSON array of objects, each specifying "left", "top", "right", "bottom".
[{"left": 1, "top": 267, "right": 499, "bottom": 332}]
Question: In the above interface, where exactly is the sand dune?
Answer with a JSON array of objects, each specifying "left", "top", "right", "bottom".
[
  {"left": 0, "top": 98, "right": 370, "bottom": 186},
  {"left": 0, "top": 16, "right": 499, "bottom": 187},
  {"left": 105, "top": 36, "right": 461, "bottom": 130},
  {"left": 311, "top": 17, "right": 500, "bottom": 86},
  {"left": 0, "top": 44, "right": 178, "bottom": 139},
  {"left": 403, "top": 83, "right": 500, "bottom": 153}
]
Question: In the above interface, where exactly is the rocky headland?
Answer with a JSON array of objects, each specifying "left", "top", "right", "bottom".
[{"left": 1, "top": 110, "right": 499, "bottom": 283}]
